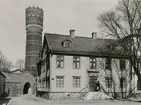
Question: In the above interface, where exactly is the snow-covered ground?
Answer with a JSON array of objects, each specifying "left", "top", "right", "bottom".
[
  {"left": 6, "top": 94, "right": 141, "bottom": 105},
  {"left": 82, "top": 92, "right": 113, "bottom": 100}
]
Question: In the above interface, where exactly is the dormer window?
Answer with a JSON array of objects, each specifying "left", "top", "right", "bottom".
[{"left": 62, "top": 40, "right": 72, "bottom": 48}]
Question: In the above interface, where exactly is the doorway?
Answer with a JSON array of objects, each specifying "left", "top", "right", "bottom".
[
  {"left": 89, "top": 76, "right": 97, "bottom": 91},
  {"left": 23, "top": 82, "right": 31, "bottom": 94}
]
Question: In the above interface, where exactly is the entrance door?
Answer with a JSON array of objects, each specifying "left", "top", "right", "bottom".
[{"left": 89, "top": 76, "right": 97, "bottom": 91}]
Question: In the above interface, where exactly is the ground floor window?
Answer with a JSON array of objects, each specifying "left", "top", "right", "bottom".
[
  {"left": 137, "top": 79, "right": 141, "bottom": 90},
  {"left": 73, "top": 76, "right": 81, "bottom": 87},
  {"left": 105, "top": 77, "right": 112, "bottom": 88},
  {"left": 56, "top": 76, "right": 64, "bottom": 87}
]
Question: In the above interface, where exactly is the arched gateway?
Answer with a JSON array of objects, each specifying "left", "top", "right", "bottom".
[
  {"left": 21, "top": 72, "right": 35, "bottom": 94},
  {"left": 23, "top": 82, "right": 31, "bottom": 94}
]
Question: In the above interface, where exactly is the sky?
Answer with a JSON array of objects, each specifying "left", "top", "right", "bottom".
[{"left": 0, "top": 0, "right": 118, "bottom": 64}]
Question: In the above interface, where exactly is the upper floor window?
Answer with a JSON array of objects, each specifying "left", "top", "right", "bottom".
[
  {"left": 62, "top": 40, "right": 72, "bottom": 48},
  {"left": 105, "top": 77, "right": 112, "bottom": 88},
  {"left": 73, "top": 56, "right": 80, "bottom": 69},
  {"left": 56, "top": 76, "right": 64, "bottom": 87},
  {"left": 56, "top": 55, "right": 64, "bottom": 68},
  {"left": 105, "top": 58, "right": 111, "bottom": 70},
  {"left": 120, "top": 59, "right": 126, "bottom": 70},
  {"left": 90, "top": 57, "right": 96, "bottom": 69},
  {"left": 73, "top": 76, "right": 81, "bottom": 87}
]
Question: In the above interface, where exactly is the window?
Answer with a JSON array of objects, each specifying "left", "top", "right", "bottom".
[
  {"left": 105, "top": 58, "right": 111, "bottom": 70},
  {"left": 62, "top": 40, "right": 72, "bottom": 48},
  {"left": 56, "top": 55, "right": 64, "bottom": 68},
  {"left": 120, "top": 59, "right": 126, "bottom": 70},
  {"left": 137, "top": 79, "right": 141, "bottom": 90},
  {"left": 73, "top": 76, "right": 81, "bottom": 87},
  {"left": 90, "top": 57, "right": 97, "bottom": 69},
  {"left": 105, "top": 77, "right": 112, "bottom": 88},
  {"left": 120, "top": 77, "right": 126, "bottom": 88},
  {"left": 73, "top": 56, "right": 80, "bottom": 69},
  {"left": 56, "top": 76, "right": 64, "bottom": 87}
]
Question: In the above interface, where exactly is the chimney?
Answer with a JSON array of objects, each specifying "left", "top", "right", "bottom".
[
  {"left": 70, "top": 29, "right": 75, "bottom": 38},
  {"left": 92, "top": 32, "right": 97, "bottom": 39}
]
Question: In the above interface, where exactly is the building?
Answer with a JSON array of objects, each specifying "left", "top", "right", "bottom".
[
  {"left": 0, "top": 71, "right": 6, "bottom": 98},
  {"left": 36, "top": 30, "right": 141, "bottom": 99},
  {"left": 2, "top": 70, "right": 22, "bottom": 96}
]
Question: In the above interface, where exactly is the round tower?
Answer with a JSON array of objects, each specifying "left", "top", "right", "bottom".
[{"left": 25, "top": 6, "right": 43, "bottom": 76}]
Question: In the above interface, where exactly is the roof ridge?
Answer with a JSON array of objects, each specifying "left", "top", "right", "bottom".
[{"left": 44, "top": 33, "right": 117, "bottom": 40}]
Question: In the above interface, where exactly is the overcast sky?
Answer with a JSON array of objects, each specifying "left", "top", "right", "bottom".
[{"left": 0, "top": 0, "right": 118, "bottom": 64}]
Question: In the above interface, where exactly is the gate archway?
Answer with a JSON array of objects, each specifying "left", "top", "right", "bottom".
[{"left": 23, "top": 82, "right": 31, "bottom": 94}]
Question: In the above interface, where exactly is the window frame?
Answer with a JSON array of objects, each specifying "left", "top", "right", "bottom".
[
  {"left": 120, "top": 59, "right": 126, "bottom": 71},
  {"left": 89, "top": 57, "right": 97, "bottom": 69},
  {"left": 73, "top": 56, "right": 80, "bottom": 69},
  {"left": 56, "top": 55, "right": 64, "bottom": 68},
  {"left": 105, "top": 58, "right": 112, "bottom": 70},
  {"left": 56, "top": 76, "right": 64, "bottom": 88},
  {"left": 62, "top": 40, "right": 72, "bottom": 48},
  {"left": 105, "top": 77, "right": 112, "bottom": 88},
  {"left": 120, "top": 77, "right": 126, "bottom": 88},
  {"left": 73, "top": 76, "right": 81, "bottom": 88}
]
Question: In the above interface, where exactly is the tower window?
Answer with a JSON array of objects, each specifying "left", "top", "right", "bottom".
[
  {"left": 90, "top": 57, "right": 97, "bottom": 69},
  {"left": 56, "top": 55, "right": 64, "bottom": 68},
  {"left": 73, "top": 56, "right": 80, "bottom": 69}
]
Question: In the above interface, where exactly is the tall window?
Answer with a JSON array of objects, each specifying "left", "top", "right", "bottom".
[
  {"left": 137, "top": 79, "right": 141, "bottom": 90},
  {"left": 56, "top": 55, "right": 64, "bottom": 68},
  {"left": 90, "top": 57, "right": 97, "bottom": 69},
  {"left": 120, "top": 59, "right": 126, "bottom": 70},
  {"left": 73, "top": 56, "right": 80, "bottom": 69},
  {"left": 105, "top": 58, "right": 111, "bottom": 70},
  {"left": 56, "top": 76, "right": 64, "bottom": 87},
  {"left": 105, "top": 77, "right": 112, "bottom": 88},
  {"left": 73, "top": 76, "right": 81, "bottom": 87},
  {"left": 120, "top": 77, "right": 126, "bottom": 88}
]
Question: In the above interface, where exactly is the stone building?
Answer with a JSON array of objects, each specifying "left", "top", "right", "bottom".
[
  {"left": 0, "top": 71, "right": 6, "bottom": 98},
  {"left": 2, "top": 70, "right": 22, "bottom": 96}
]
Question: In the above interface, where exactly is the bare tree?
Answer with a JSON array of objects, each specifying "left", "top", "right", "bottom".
[
  {"left": 97, "top": 0, "right": 141, "bottom": 82},
  {"left": 16, "top": 59, "right": 25, "bottom": 71},
  {"left": 0, "top": 50, "right": 13, "bottom": 71},
  {"left": 97, "top": 58, "right": 132, "bottom": 98}
]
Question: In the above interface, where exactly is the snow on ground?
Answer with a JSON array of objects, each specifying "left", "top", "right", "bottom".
[
  {"left": 82, "top": 92, "right": 113, "bottom": 100},
  {"left": 6, "top": 94, "right": 141, "bottom": 105},
  {"left": 7, "top": 94, "right": 48, "bottom": 105}
]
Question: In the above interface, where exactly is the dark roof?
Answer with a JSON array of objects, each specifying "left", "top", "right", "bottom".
[
  {"left": 2, "top": 71, "right": 21, "bottom": 82},
  {"left": 0, "top": 71, "right": 6, "bottom": 78},
  {"left": 44, "top": 33, "right": 128, "bottom": 58}
]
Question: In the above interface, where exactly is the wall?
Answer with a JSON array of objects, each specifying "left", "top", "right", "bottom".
[
  {"left": 50, "top": 55, "right": 89, "bottom": 92},
  {"left": 0, "top": 74, "right": 5, "bottom": 97}
]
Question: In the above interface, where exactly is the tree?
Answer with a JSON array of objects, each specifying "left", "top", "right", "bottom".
[
  {"left": 97, "top": 0, "right": 141, "bottom": 84},
  {"left": 16, "top": 59, "right": 25, "bottom": 71},
  {"left": 0, "top": 50, "right": 13, "bottom": 71}
]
